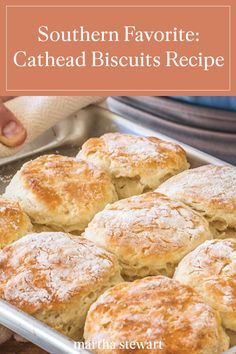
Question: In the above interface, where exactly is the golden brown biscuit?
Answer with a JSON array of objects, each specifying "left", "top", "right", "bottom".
[
  {"left": 0, "top": 198, "right": 32, "bottom": 248},
  {"left": 84, "top": 192, "right": 212, "bottom": 280},
  {"left": 84, "top": 276, "right": 229, "bottom": 354},
  {"left": 174, "top": 238, "right": 236, "bottom": 334},
  {"left": 158, "top": 165, "right": 236, "bottom": 238},
  {"left": 77, "top": 133, "right": 189, "bottom": 199},
  {"left": 4, "top": 155, "right": 118, "bottom": 233},
  {"left": 0, "top": 232, "right": 122, "bottom": 340}
]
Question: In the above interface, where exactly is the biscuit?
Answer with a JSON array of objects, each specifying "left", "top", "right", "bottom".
[
  {"left": 4, "top": 155, "right": 118, "bottom": 233},
  {"left": 0, "top": 198, "right": 32, "bottom": 248},
  {"left": 84, "top": 276, "right": 229, "bottom": 354},
  {"left": 0, "top": 232, "right": 122, "bottom": 340},
  {"left": 158, "top": 165, "right": 236, "bottom": 238},
  {"left": 84, "top": 192, "right": 212, "bottom": 280},
  {"left": 174, "top": 238, "right": 236, "bottom": 334},
  {"left": 77, "top": 133, "right": 189, "bottom": 199}
]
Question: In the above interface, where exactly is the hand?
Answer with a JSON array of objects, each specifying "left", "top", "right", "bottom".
[{"left": 0, "top": 97, "right": 27, "bottom": 148}]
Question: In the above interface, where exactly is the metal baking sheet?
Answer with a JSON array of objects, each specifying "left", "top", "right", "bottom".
[{"left": 0, "top": 105, "right": 233, "bottom": 354}]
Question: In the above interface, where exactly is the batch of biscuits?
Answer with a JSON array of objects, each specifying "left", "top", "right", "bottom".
[{"left": 0, "top": 132, "right": 235, "bottom": 353}]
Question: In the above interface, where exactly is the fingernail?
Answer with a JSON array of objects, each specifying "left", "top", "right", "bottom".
[{"left": 2, "top": 121, "right": 24, "bottom": 138}]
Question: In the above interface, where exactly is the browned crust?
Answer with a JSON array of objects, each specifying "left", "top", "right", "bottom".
[
  {"left": 79, "top": 133, "right": 188, "bottom": 175},
  {"left": 0, "top": 198, "right": 32, "bottom": 247},
  {"left": 84, "top": 276, "right": 227, "bottom": 354},
  {"left": 21, "top": 154, "right": 115, "bottom": 211},
  {"left": 0, "top": 232, "right": 120, "bottom": 314}
]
